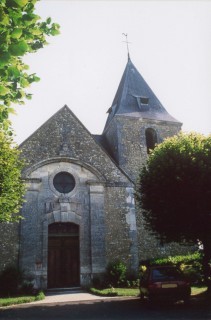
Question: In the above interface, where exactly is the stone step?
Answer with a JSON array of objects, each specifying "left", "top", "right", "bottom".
[{"left": 46, "top": 287, "right": 84, "bottom": 295}]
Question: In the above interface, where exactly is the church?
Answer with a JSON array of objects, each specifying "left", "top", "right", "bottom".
[{"left": 1, "top": 57, "right": 184, "bottom": 289}]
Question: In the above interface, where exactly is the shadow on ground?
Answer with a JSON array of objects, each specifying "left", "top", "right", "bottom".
[{"left": 1, "top": 296, "right": 211, "bottom": 320}]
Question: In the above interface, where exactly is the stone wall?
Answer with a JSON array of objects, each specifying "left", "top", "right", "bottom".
[
  {"left": 17, "top": 106, "right": 136, "bottom": 288},
  {"left": 19, "top": 155, "right": 137, "bottom": 288},
  {"left": 19, "top": 160, "right": 106, "bottom": 288},
  {"left": 103, "top": 114, "right": 193, "bottom": 264},
  {"left": 104, "top": 186, "right": 139, "bottom": 272},
  {"left": 12, "top": 104, "right": 191, "bottom": 289},
  {"left": 104, "top": 115, "right": 181, "bottom": 183},
  {"left": 20, "top": 106, "right": 130, "bottom": 185}
]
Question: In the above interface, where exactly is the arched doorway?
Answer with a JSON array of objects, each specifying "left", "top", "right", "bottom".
[{"left": 48, "top": 222, "right": 80, "bottom": 288}]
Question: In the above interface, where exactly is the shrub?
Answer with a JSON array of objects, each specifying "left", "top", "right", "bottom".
[
  {"left": 140, "top": 252, "right": 203, "bottom": 285},
  {"left": 125, "top": 272, "right": 140, "bottom": 288},
  {"left": 180, "top": 261, "right": 203, "bottom": 284},
  {"left": 0, "top": 266, "right": 36, "bottom": 297},
  {"left": 152, "top": 252, "right": 202, "bottom": 267},
  {"left": 0, "top": 266, "right": 23, "bottom": 296},
  {"left": 105, "top": 261, "right": 127, "bottom": 287},
  {"left": 19, "top": 282, "right": 34, "bottom": 295},
  {"left": 126, "top": 279, "right": 140, "bottom": 288}
]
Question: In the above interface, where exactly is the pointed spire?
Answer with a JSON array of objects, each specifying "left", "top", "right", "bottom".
[{"left": 103, "top": 58, "right": 180, "bottom": 131}]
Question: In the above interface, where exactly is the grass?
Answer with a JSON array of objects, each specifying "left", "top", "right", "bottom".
[
  {"left": 191, "top": 286, "right": 207, "bottom": 296},
  {"left": 89, "top": 287, "right": 139, "bottom": 297},
  {"left": 0, "top": 286, "right": 207, "bottom": 307},
  {"left": 90, "top": 286, "right": 207, "bottom": 298},
  {"left": 0, "top": 291, "right": 45, "bottom": 307}
]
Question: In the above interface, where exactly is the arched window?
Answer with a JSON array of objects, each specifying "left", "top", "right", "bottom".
[{"left": 145, "top": 128, "right": 157, "bottom": 154}]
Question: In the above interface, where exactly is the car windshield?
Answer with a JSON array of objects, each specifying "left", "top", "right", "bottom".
[{"left": 151, "top": 267, "right": 182, "bottom": 281}]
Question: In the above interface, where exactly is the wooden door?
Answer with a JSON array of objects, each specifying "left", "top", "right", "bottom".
[{"left": 48, "top": 223, "right": 80, "bottom": 288}]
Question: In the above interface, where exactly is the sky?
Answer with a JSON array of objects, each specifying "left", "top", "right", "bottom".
[{"left": 10, "top": 0, "right": 211, "bottom": 144}]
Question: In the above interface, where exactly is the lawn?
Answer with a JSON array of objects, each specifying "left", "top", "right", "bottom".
[
  {"left": 0, "top": 291, "right": 45, "bottom": 307},
  {"left": 0, "top": 286, "right": 207, "bottom": 307},
  {"left": 90, "top": 287, "right": 140, "bottom": 297},
  {"left": 191, "top": 286, "right": 208, "bottom": 296},
  {"left": 89, "top": 286, "right": 207, "bottom": 298}
]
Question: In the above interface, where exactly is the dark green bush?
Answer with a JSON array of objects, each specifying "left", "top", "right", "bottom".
[
  {"left": 152, "top": 252, "right": 202, "bottom": 266},
  {"left": 106, "top": 261, "right": 127, "bottom": 287},
  {"left": 125, "top": 272, "right": 140, "bottom": 288},
  {"left": 19, "top": 282, "right": 34, "bottom": 295},
  {"left": 0, "top": 266, "right": 23, "bottom": 296},
  {"left": 140, "top": 252, "right": 203, "bottom": 285},
  {"left": 180, "top": 261, "right": 203, "bottom": 284},
  {"left": 0, "top": 266, "right": 36, "bottom": 297},
  {"left": 126, "top": 279, "right": 140, "bottom": 288}
]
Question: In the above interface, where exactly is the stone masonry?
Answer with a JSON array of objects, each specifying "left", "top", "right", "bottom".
[{"left": 0, "top": 57, "right": 192, "bottom": 289}]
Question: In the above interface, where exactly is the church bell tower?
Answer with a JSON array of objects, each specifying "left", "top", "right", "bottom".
[{"left": 102, "top": 57, "right": 182, "bottom": 182}]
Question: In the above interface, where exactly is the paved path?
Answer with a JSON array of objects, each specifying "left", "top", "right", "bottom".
[{"left": 29, "top": 289, "right": 132, "bottom": 305}]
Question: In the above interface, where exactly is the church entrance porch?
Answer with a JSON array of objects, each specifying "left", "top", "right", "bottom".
[{"left": 48, "top": 222, "right": 80, "bottom": 288}]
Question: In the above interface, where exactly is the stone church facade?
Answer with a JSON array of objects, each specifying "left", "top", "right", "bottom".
[{"left": 0, "top": 57, "right": 187, "bottom": 289}]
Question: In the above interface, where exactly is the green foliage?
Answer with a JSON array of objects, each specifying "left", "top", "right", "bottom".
[
  {"left": 19, "top": 281, "right": 34, "bottom": 295},
  {"left": 0, "top": 265, "right": 23, "bottom": 296},
  {"left": 140, "top": 253, "right": 204, "bottom": 285},
  {"left": 126, "top": 279, "right": 140, "bottom": 288},
  {"left": 125, "top": 271, "right": 140, "bottom": 288},
  {"left": 35, "top": 291, "right": 45, "bottom": 301},
  {"left": 136, "top": 132, "right": 211, "bottom": 288},
  {"left": 0, "top": 265, "right": 39, "bottom": 297},
  {"left": 151, "top": 252, "right": 202, "bottom": 266},
  {"left": 89, "top": 286, "right": 207, "bottom": 299},
  {"left": 136, "top": 132, "right": 211, "bottom": 244},
  {"left": 89, "top": 287, "right": 139, "bottom": 297},
  {"left": 181, "top": 263, "right": 203, "bottom": 285},
  {"left": 0, "top": 291, "right": 45, "bottom": 306},
  {"left": 89, "top": 287, "right": 118, "bottom": 297},
  {"left": 0, "top": 0, "right": 60, "bottom": 130},
  {"left": 106, "top": 261, "right": 127, "bottom": 287},
  {"left": 191, "top": 286, "right": 207, "bottom": 296},
  {"left": 0, "top": 130, "right": 26, "bottom": 222}
]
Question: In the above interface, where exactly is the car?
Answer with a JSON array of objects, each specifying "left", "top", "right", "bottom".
[{"left": 140, "top": 265, "right": 191, "bottom": 304}]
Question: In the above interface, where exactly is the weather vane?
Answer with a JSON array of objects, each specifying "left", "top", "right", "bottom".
[{"left": 122, "top": 33, "right": 131, "bottom": 60}]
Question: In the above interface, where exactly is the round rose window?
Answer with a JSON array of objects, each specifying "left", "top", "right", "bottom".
[{"left": 53, "top": 172, "right": 75, "bottom": 193}]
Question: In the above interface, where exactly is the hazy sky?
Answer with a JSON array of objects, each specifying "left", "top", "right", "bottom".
[{"left": 10, "top": 0, "right": 211, "bottom": 144}]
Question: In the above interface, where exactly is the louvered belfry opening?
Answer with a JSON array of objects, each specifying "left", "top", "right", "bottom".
[{"left": 145, "top": 128, "right": 157, "bottom": 154}]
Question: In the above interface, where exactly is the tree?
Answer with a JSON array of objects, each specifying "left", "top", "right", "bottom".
[
  {"left": 0, "top": 130, "right": 26, "bottom": 222},
  {"left": 0, "top": 0, "right": 59, "bottom": 221},
  {"left": 0, "top": 0, "right": 60, "bottom": 131},
  {"left": 136, "top": 132, "right": 211, "bottom": 292}
]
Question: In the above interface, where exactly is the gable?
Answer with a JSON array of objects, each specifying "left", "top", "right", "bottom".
[{"left": 20, "top": 105, "right": 131, "bottom": 185}]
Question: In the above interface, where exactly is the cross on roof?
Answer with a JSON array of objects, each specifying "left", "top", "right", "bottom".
[{"left": 122, "top": 33, "right": 131, "bottom": 60}]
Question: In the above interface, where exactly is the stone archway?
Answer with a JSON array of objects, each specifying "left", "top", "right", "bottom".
[{"left": 48, "top": 222, "right": 80, "bottom": 288}]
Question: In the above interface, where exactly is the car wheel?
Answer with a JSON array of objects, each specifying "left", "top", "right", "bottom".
[{"left": 183, "top": 296, "right": 190, "bottom": 305}]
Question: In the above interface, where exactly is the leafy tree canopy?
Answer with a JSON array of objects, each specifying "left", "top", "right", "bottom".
[
  {"left": 0, "top": 130, "right": 26, "bottom": 222},
  {"left": 136, "top": 132, "right": 211, "bottom": 244},
  {"left": 136, "top": 132, "right": 211, "bottom": 288},
  {"left": 0, "top": 0, "right": 60, "bottom": 131}
]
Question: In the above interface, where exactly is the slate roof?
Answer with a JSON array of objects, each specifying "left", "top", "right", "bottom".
[{"left": 103, "top": 57, "right": 181, "bottom": 131}]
